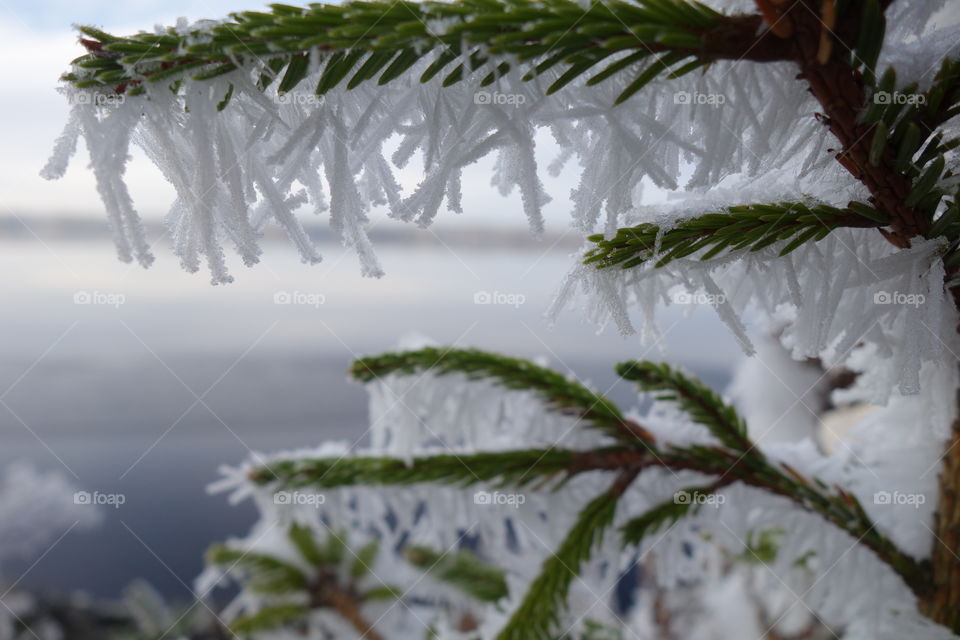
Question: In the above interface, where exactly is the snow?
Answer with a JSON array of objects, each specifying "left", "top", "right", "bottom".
[
  {"left": 0, "top": 463, "right": 101, "bottom": 566},
  {"left": 728, "top": 333, "right": 828, "bottom": 446}
]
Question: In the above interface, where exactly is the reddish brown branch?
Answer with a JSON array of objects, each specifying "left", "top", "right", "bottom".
[
  {"left": 567, "top": 442, "right": 929, "bottom": 595},
  {"left": 700, "top": 14, "right": 794, "bottom": 62},
  {"left": 785, "top": 0, "right": 930, "bottom": 244},
  {"left": 313, "top": 579, "right": 384, "bottom": 640},
  {"left": 921, "top": 413, "right": 960, "bottom": 632}
]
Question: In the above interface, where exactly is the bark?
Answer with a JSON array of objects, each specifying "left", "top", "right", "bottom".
[{"left": 921, "top": 401, "right": 960, "bottom": 633}]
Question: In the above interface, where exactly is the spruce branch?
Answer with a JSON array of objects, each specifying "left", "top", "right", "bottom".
[
  {"left": 351, "top": 539, "right": 381, "bottom": 579},
  {"left": 616, "top": 360, "right": 749, "bottom": 450},
  {"left": 571, "top": 620, "right": 626, "bottom": 640},
  {"left": 741, "top": 526, "right": 787, "bottom": 565},
  {"left": 252, "top": 355, "right": 928, "bottom": 596},
  {"left": 361, "top": 585, "right": 404, "bottom": 601},
  {"left": 613, "top": 445, "right": 930, "bottom": 594},
  {"left": 583, "top": 201, "right": 886, "bottom": 271},
  {"left": 323, "top": 583, "right": 386, "bottom": 640},
  {"left": 65, "top": 0, "right": 791, "bottom": 105},
  {"left": 915, "top": 56, "right": 960, "bottom": 134},
  {"left": 405, "top": 545, "right": 510, "bottom": 602},
  {"left": 230, "top": 605, "right": 309, "bottom": 634},
  {"left": 856, "top": 63, "right": 960, "bottom": 237},
  {"left": 250, "top": 446, "right": 657, "bottom": 494},
  {"left": 785, "top": 1, "right": 951, "bottom": 245},
  {"left": 63, "top": 0, "right": 957, "bottom": 258},
  {"left": 249, "top": 448, "right": 581, "bottom": 488},
  {"left": 620, "top": 485, "right": 714, "bottom": 544},
  {"left": 251, "top": 446, "right": 928, "bottom": 595},
  {"left": 350, "top": 347, "right": 652, "bottom": 444},
  {"left": 496, "top": 469, "right": 639, "bottom": 640},
  {"left": 659, "top": 436, "right": 928, "bottom": 592},
  {"left": 206, "top": 544, "right": 308, "bottom": 594},
  {"left": 208, "top": 525, "right": 391, "bottom": 639},
  {"left": 860, "top": 59, "right": 960, "bottom": 152},
  {"left": 288, "top": 521, "right": 330, "bottom": 566}
]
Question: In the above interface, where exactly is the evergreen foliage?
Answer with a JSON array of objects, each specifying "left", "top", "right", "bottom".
[
  {"left": 496, "top": 472, "right": 636, "bottom": 640},
  {"left": 405, "top": 546, "right": 510, "bottom": 603},
  {"left": 247, "top": 348, "right": 930, "bottom": 630},
  {"left": 583, "top": 201, "right": 886, "bottom": 269},
  {"left": 250, "top": 448, "right": 580, "bottom": 488},
  {"left": 49, "top": 0, "right": 960, "bottom": 637},
  {"left": 66, "top": 0, "right": 775, "bottom": 108},
  {"left": 206, "top": 524, "right": 401, "bottom": 637},
  {"left": 351, "top": 348, "right": 648, "bottom": 443}
]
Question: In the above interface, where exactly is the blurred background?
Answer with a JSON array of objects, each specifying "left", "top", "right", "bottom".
[{"left": 0, "top": 0, "right": 743, "bottom": 609}]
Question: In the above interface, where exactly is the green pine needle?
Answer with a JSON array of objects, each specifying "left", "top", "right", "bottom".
[
  {"left": 616, "top": 361, "right": 750, "bottom": 450},
  {"left": 250, "top": 448, "right": 579, "bottom": 489},
  {"left": 206, "top": 544, "right": 308, "bottom": 593},
  {"left": 496, "top": 473, "right": 635, "bottom": 640},
  {"left": 350, "top": 347, "right": 640, "bottom": 444},
  {"left": 405, "top": 545, "right": 509, "bottom": 602},
  {"left": 853, "top": 0, "right": 885, "bottom": 85},
  {"left": 288, "top": 522, "right": 326, "bottom": 566},
  {"left": 230, "top": 604, "right": 309, "bottom": 634},
  {"left": 351, "top": 540, "right": 380, "bottom": 578},
  {"left": 583, "top": 201, "right": 886, "bottom": 270},
  {"left": 620, "top": 486, "right": 711, "bottom": 544},
  {"left": 362, "top": 585, "right": 404, "bottom": 600},
  {"left": 65, "top": 0, "right": 773, "bottom": 106}
]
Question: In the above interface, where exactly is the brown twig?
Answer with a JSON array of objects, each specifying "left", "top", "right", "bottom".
[
  {"left": 565, "top": 441, "right": 929, "bottom": 595},
  {"left": 787, "top": 0, "right": 930, "bottom": 245},
  {"left": 313, "top": 578, "right": 384, "bottom": 640}
]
